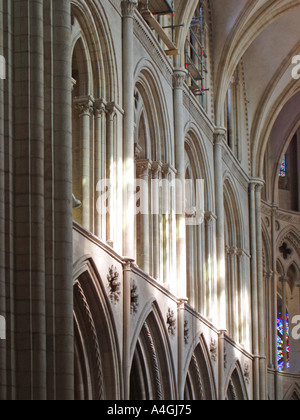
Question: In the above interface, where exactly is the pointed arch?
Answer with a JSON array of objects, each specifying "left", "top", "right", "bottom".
[
  {"left": 134, "top": 58, "right": 172, "bottom": 164},
  {"left": 71, "top": 0, "right": 119, "bottom": 101},
  {"left": 283, "top": 382, "right": 300, "bottom": 400},
  {"left": 73, "top": 257, "right": 122, "bottom": 400},
  {"left": 129, "top": 301, "right": 177, "bottom": 400},
  {"left": 225, "top": 360, "right": 249, "bottom": 400},
  {"left": 184, "top": 334, "right": 217, "bottom": 400},
  {"left": 223, "top": 175, "right": 244, "bottom": 249}
]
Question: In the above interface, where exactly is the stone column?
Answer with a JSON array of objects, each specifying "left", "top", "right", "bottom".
[
  {"left": 52, "top": 0, "right": 74, "bottom": 399},
  {"left": 123, "top": 257, "right": 135, "bottom": 400},
  {"left": 106, "top": 102, "right": 117, "bottom": 246},
  {"left": 151, "top": 161, "right": 161, "bottom": 281},
  {"left": 173, "top": 68, "right": 187, "bottom": 298},
  {"left": 205, "top": 212, "right": 215, "bottom": 321},
  {"left": 178, "top": 299, "right": 187, "bottom": 400},
  {"left": 255, "top": 179, "right": 266, "bottom": 400},
  {"left": 74, "top": 95, "right": 94, "bottom": 231},
  {"left": 218, "top": 329, "right": 227, "bottom": 400},
  {"left": 237, "top": 249, "right": 248, "bottom": 346},
  {"left": 230, "top": 247, "right": 238, "bottom": 342},
  {"left": 249, "top": 179, "right": 260, "bottom": 399},
  {"left": 271, "top": 206, "right": 278, "bottom": 371},
  {"left": 13, "top": 0, "right": 47, "bottom": 400},
  {"left": 0, "top": 0, "right": 5, "bottom": 400},
  {"left": 214, "top": 128, "right": 227, "bottom": 331},
  {"left": 122, "top": 0, "right": 137, "bottom": 258},
  {"left": 136, "top": 159, "right": 151, "bottom": 274},
  {"left": 94, "top": 99, "right": 106, "bottom": 239}
]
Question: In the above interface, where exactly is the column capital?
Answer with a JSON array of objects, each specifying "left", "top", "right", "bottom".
[
  {"left": 151, "top": 161, "right": 163, "bottom": 175},
  {"left": 173, "top": 68, "right": 187, "bottom": 90},
  {"left": 214, "top": 127, "right": 227, "bottom": 146},
  {"left": 123, "top": 257, "right": 136, "bottom": 270},
  {"left": 205, "top": 211, "right": 217, "bottom": 225},
  {"left": 249, "top": 177, "right": 265, "bottom": 190},
  {"left": 121, "top": 0, "right": 138, "bottom": 18},
  {"left": 74, "top": 95, "right": 95, "bottom": 116},
  {"left": 94, "top": 98, "right": 107, "bottom": 116},
  {"left": 136, "top": 159, "right": 152, "bottom": 175}
]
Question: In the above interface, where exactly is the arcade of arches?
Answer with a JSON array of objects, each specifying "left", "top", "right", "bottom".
[{"left": 0, "top": 0, "right": 300, "bottom": 400}]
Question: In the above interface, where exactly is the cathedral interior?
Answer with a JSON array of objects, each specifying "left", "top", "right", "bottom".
[{"left": 1, "top": 0, "right": 300, "bottom": 400}]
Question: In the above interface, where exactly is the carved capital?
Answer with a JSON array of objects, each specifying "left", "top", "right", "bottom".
[
  {"left": 121, "top": 0, "right": 138, "bottom": 18},
  {"left": 136, "top": 159, "right": 152, "bottom": 176},
  {"left": 173, "top": 68, "right": 187, "bottom": 90},
  {"left": 94, "top": 98, "right": 106, "bottom": 116},
  {"left": 205, "top": 211, "right": 216, "bottom": 225},
  {"left": 74, "top": 95, "right": 95, "bottom": 117},
  {"left": 151, "top": 161, "right": 162, "bottom": 177},
  {"left": 214, "top": 128, "right": 227, "bottom": 146}
]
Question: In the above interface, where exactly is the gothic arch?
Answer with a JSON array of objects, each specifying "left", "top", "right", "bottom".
[
  {"left": 262, "top": 222, "right": 272, "bottom": 273},
  {"left": 184, "top": 128, "right": 213, "bottom": 313},
  {"left": 283, "top": 382, "right": 300, "bottom": 400},
  {"left": 73, "top": 257, "right": 122, "bottom": 400},
  {"left": 214, "top": 0, "right": 300, "bottom": 128},
  {"left": 225, "top": 361, "right": 249, "bottom": 401},
  {"left": 277, "top": 226, "right": 300, "bottom": 260},
  {"left": 129, "top": 301, "right": 177, "bottom": 400},
  {"left": 71, "top": 0, "right": 119, "bottom": 101},
  {"left": 184, "top": 125, "right": 214, "bottom": 211},
  {"left": 134, "top": 59, "right": 172, "bottom": 164},
  {"left": 223, "top": 176, "right": 244, "bottom": 250},
  {"left": 184, "top": 334, "right": 217, "bottom": 400}
]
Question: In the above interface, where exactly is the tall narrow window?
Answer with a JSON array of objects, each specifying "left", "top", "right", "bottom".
[
  {"left": 277, "top": 298, "right": 290, "bottom": 371},
  {"left": 279, "top": 155, "right": 286, "bottom": 177}
]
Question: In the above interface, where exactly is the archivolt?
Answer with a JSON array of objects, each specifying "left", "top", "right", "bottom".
[
  {"left": 185, "top": 125, "right": 214, "bottom": 211},
  {"left": 71, "top": 0, "right": 119, "bottom": 102},
  {"left": 130, "top": 301, "right": 177, "bottom": 400},
  {"left": 134, "top": 59, "right": 172, "bottom": 165},
  {"left": 73, "top": 257, "right": 122, "bottom": 400},
  {"left": 223, "top": 175, "right": 245, "bottom": 249},
  {"left": 225, "top": 360, "right": 249, "bottom": 400},
  {"left": 184, "top": 334, "right": 217, "bottom": 400},
  {"left": 215, "top": 0, "right": 300, "bottom": 127}
]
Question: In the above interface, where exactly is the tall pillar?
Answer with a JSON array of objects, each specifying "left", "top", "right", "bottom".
[
  {"left": 255, "top": 179, "right": 266, "bottom": 400},
  {"left": 136, "top": 159, "right": 151, "bottom": 273},
  {"left": 14, "top": 0, "right": 46, "bottom": 399},
  {"left": 173, "top": 68, "right": 187, "bottom": 298},
  {"left": 151, "top": 161, "right": 161, "bottom": 281},
  {"left": 205, "top": 212, "right": 215, "bottom": 321},
  {"left": 122, "top": 0, "right": 137, "bottom": 258},
  {"left": 214, "top": 128, "right": 227, "bottom": 331},
  {"left": 52, "top": 0, "right": 74, "bottom": 399},
  {"left": 177, "top": 299, "right": 187, "bottom": 400},
  {"left": 94, "top": 99, "right": 106, "bottom": 239},
  {"left": 74, "top": 96, "right": 94, "bottom": 231},
  {"left": 237, "top": 249, "right": 247, "bottom": 347},
  {"left": 249, "top": 179, "right": 259, "bottom": 399},
  {"left": 271, "top": 205, "right": 278, "bottom": 372},
  {"left": 123, "top": 257, "right": 135, "bottom": 400},
  {"left": 106, "top": 103, "right": 117, "bottom": 246},
  {"left": 0, "top": 0, "right": 6, "bottom": 400}
]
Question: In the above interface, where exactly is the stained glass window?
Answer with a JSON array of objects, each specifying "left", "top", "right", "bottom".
[
  {"left": 279, "top": 155, "right": 286, "bottom": 177},
  {"left": 277, "top": 310, "right": 290, "bottom": 371}
]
